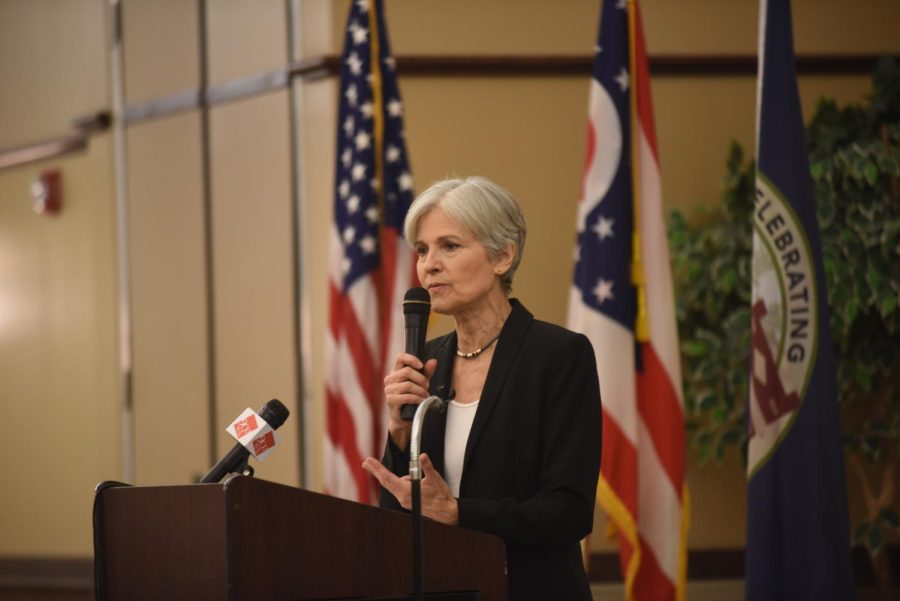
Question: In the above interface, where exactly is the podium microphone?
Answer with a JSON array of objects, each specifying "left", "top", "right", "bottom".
[
  {"left": 401, "top": 287, "right": 430, "bottom": 421},
  {"left": 200, "top": 399, "right": 290, "bottom": 483},
  {"left": 409, "top": 395, "right": 447, "bottom": 601}
]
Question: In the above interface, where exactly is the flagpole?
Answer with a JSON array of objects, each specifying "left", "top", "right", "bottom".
[{"left": 627, "top": 0, "right": 649, "bottom": 345}]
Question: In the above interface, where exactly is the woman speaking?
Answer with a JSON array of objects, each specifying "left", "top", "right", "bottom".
[{"left": 362, "top": 176, "right": 602, "bottom": 600}]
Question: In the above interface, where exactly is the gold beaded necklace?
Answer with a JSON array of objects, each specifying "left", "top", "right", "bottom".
[{"left": 456, "top": 333, "right": 500, "bottom": 359}]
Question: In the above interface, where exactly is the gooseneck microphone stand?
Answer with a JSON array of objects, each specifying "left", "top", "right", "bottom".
[{"left": 409, "top": 395, "right": 446, "bottom": 601}]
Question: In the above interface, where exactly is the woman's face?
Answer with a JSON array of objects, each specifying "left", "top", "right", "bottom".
[{"left": 413, "top": 206, "right": 510, "bottom": 315}]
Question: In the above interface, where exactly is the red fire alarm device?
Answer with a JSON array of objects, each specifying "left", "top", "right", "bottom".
[{"left": 31, "top": 169, "right": 62, "bottom": 215}]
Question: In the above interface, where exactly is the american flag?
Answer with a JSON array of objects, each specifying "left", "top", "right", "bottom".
[
  {"left": 567, "top": 1, "right": 688, "bottom": 599},
  {"left": 325, "top": 0, "right": 417, "bottom": 504}
]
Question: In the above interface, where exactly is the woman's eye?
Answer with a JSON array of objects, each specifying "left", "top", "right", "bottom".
[
  {"left": 443, "top": 242, "right": 459, "bottom": 251},
  {"left": 415, "top": 246, "right": 428, "bottom": 256}
]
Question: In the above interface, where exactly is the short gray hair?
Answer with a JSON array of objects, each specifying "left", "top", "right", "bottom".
[{"left": 404, "top": 176, "right": 527, "bottom": 294}]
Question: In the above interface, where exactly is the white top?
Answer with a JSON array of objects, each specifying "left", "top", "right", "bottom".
[{"left": 443, "top": 399, "right": 480, "bottom": 497}]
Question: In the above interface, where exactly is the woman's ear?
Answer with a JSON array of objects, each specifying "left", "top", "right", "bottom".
[{"left": 494, "top": 243, "right": 516, "bottom": 275}]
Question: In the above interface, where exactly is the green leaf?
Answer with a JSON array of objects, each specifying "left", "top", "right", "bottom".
[
  {"left": 881, "top": 294, "right": 898, "bottom": 319},
  {"left": 682, "top": 340, "right": 709, "bottom": 358},
  {"left": 810, "top": 160, "right": 827, "bottom": 180},
  {"left": 866, "top": 263, "right": 885, "bottom": 297},
  {"left": 696, "top": 443, "right": 711, "bottom": 467},
  {"left": 853, "top": 363, "right": 875, "bottom": 392},
  {"left": 716, "top": 441, "right": 730, "bottom": 461},
  {"left": 864, "top": 161, "right": 879, "bottom": 185},
  {"left": 845, "top": 297, "right": 860, "bottom": 327}
]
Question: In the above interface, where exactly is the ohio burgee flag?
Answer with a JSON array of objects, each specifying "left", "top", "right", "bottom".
[
  {"left": 747, "top": 0, "right": 854, "bottom": 598},
  {"left": 568, "top": 1, "right": 688, "bottom": 599}
]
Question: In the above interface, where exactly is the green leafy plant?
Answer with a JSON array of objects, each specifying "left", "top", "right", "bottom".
[
  {"left": 669, "top": 142, "right": 754, "bottom": 467},
  {"left": 670, "top": 58, "right": 900, "bottom": 583}
]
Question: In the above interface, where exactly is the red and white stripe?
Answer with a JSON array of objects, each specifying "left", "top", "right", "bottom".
[{"left": 324, "top": 227, "right": 416, "bottom": 503}]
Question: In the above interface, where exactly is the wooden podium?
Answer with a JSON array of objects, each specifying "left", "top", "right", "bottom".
[{"left": 93, "top": 476, "right": 506, "bottom": 601}]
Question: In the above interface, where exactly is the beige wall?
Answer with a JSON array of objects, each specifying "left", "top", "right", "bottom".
[
  {"left": 122, "top": 0, "right": 301, "bottom": 487},
  {"left": 0, "top": 0, "right": 119, "bottom": 557},
  {"left": 0, "top": 0, "right": 897, "bottom": 560},
  {"left": 127, "top": 112, "right": 210, "bottom": 485}
]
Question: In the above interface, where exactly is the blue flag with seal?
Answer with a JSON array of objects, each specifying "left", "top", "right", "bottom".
[{"left": 746, "top": 0, "right": 855, "bottom": 599}]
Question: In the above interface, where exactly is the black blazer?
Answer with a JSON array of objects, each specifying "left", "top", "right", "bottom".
[{"left": 382, "top": 300, "right": 602, "bottom": 600}]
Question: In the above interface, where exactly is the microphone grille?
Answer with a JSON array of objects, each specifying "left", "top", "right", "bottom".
[
  {"left": 259, "top": 399, "right": 290, "bottom": 430},
  {"left": 403, "top": 287, "right": 430, "bottom": 315}
]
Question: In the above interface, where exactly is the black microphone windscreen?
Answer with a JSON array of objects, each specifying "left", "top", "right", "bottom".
[
  {"left": 403, "top": 287, "right": 431, "bottom": 316},
  {"left": 259, "top": 399, "right": 290, "bottom": 429}
]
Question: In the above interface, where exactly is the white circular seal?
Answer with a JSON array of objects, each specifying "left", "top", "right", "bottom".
[{"left": 747, "top": 173, "right": 819, "bottom": 476}]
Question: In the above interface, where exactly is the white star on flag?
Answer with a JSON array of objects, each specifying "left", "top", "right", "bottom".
[
  {"left": 355, "top": 0, "right": 369, "bottom": 13},
  {"left": 615, "top": 67, "right": 629, "bottom": 92},
  {"left": 384, "top": 56, "right": 396, "bottom": 70},
  {"left": 351, "top": 163, "right": 366, "bottom": 181},
  {"left": 360, "top": 102, "right": 373, "bottom": 118},
  {"left": 386, "top": 145, "right": 401, "bottom": 163},
  {"left": 346, "top": 52, "right": 363, "bottom": 75},
  {"left": 341, "top": 148, "right": 352, "bottom": 167},
  {"left": 387, "top": 98, "right": 403, "bottom": 117},
  {"left": 351, "top": 24, "right": 368, "bottom": 45},
  {"left": 593, "top": 216, "right": 615, "bottom": 240},
  {"left": 342, "top": 225, "right": 356, "bottom": 244},
  {"left": 354, "top": 130, "right": 371, "bottom": 150},
  {"left": 339, "top": 179, "right": 350, "bottom": 198},
  {"left": 359, "top": 235, "right": 376, "bottom": 255},
  {"left": 593, "top": 278, "right": 614, "bottom": 304},
  {"left": 397, "top": 172, "right": 413, "bottom": 191},
  {"left": 345, "top": 84, "right": 358, "bottom": 106},
  {"left": 365, "top": 206, "right": 378, "bottom": 223},
  {"left": 343, "top": 116, "right": 355, "bottom": 137},
  {"left": 346, "top": 195, "right": 361, "bottom": 214}
]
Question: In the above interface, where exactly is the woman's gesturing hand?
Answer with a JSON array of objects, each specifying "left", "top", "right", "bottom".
[
  {"left": 384, "top": 353, "right": 437, "bottom": 450},
  {"left": 362, "top": 453, "right": 459, "bottom": 525}
]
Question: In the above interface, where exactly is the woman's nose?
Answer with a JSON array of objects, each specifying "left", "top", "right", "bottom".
[{"left": 421, "top": 250, "right": 439, "bottom": 272}]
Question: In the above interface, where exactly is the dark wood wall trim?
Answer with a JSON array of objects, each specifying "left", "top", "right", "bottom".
[
  {"left": 122, "top": 52, "right": 894, "bottom": 127},
  {"left": 1, "top": 53, "right": 892, "bottom": 171},
  {"left": 294, "top": 53, "right": 894, "bottom": 80},
  {"left": 588, "top": 548, "right": 747, "bottom": 582},
  {"left": 591, "top": 544, "right": 900, "bottom": 586},
  {"left": 0, "top": 557, "right": 93, "bottom": 601}
]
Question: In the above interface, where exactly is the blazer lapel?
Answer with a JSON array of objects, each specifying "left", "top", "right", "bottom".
[{"left": 462, "top": 299, "right": 533, "bottom": 474}]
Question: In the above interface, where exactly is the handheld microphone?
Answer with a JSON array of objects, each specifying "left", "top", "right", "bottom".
[
  {"left": 401, "top": 287, "right": 430, "bottom": 421},
  {"left": 200, "top": 399, "right": 290, "bottom": 483}
]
